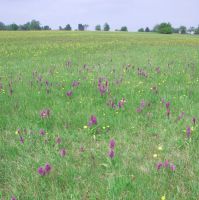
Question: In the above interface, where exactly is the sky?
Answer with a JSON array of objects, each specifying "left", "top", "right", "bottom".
[{"left": 0, "top": 0, "right": 198, "bottom": 31}]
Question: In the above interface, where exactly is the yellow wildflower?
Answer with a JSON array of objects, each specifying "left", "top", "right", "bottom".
[{"left": 161, "top": 194, "right": 166, "bottom": 200}]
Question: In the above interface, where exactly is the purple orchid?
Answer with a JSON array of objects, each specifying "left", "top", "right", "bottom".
[
  {"left": 66, "top": 90, "right": 73, "bottom": 97},
  {"left": 40, "top": 109, "right": 50, "bottom": 118},
  {"left": 186, "top": 126, "right": 191, "bottom": 138},
  {"left": 60, "top": 148, "right": 67, "bottom": 157},
  {"left": 38, "top": 167, "right": 45, "bottom": 176},
  {"left": 109, "top": 139, "right": 116, "bottom": 149},
  {"left": 108, "top": 149, "right": 115, "bottom": 159},
  {"left": 88, "top": 115, "right": 97, "bottom": 126}
]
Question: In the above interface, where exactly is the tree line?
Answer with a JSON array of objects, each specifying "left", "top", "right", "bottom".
[
  {"left": 138, "top": 23, "right": 199, "bottom": 34},
  {"left": 0, "top": 20, "right": 51, "bottom": 31},
  {"left": 0, "top": 20, "right": 199, "bottom": 34}
]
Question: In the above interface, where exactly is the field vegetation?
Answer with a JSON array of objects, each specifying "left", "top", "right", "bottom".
[{"left": 1, "top": 31, "right": 199, "bottom": 200}]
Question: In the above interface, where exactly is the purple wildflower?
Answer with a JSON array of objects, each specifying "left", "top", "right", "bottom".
[
  {"left": 166, "top": 102, "right": 170, "bottom": 109},
  {"left": 156, "top": 162, "right": 163, "bottom": 170},
  {"left": 72, "top": 80, "right": 80, "bottom": 87},
  {"left": 118, "top": 101, "right": 123, "bottom": 108},
  {"left": 108, "top": 149, "right": 115, "bottom": 159},
  {"left": 40, "top": 109, "right": 50, "bottom": 118},
  {"left": 38, "top": 167, "right": 45, "bottom": 176},
  {"left": 163, "top": 160, "right": 169, "bottom": 168},
  {"left": 11, "top": 196, "right": 17, "bottom": 200},
  {"left": 66, "top": 90, "right": 73, "bottom": 97},
  {"left": 39, "top": 129, "right": 45, "bottom": 135},
  {"left": 45, "top": 163, "right": 52, "bottom": 173},
  {"left": 140, "top": 100, "right": 145, "bottom": 109},
  {"left": 19, "top": 136, "right": 24, "bottom": 144},
  {"left": 118, "top": 98, "right": 125, "bottom": 108},
  {"left": 109, "top": 139, "right": 116, "bottom": 149},
  {"left": 107, "top": 100, "right": 115, "bottom": 109},
  {"left": 186, "top": 126, "right": 191, "bottom": 138},
  {"left": 111, "top": 101, "right": 115, "bottom": 108},
  {"left": 60, "top": 148, "right": 67, "bottom": 157},
  {"left": 88, "top": 115, "right": 97, "bottom": 126},
  {"left": 55, "top": 136, "right": 61, "bottom": 144},
  {"left": 192, "top": 117, "right": 196, "bottom": 125},
  {"left": 98, "top": 78, "right": 109, "bottom": 96},
  {"left": 136, "top": 107, "right": 142, "bottom": 113},
  {"left": 170, "top": 164, "right": 176, "bottom": 171}
]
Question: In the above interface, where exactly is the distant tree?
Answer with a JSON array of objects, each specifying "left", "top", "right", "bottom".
[
  {"left": 8, "top": 23, "right": 19, "bottom": 31},
  {"left": 172, "top": 27, "right": 180, "bottom": 33},
  {"left": 78, "top": 24, "right": 84, "bottom": 31},
  {"left": 145, "top": 27, "right": 150, "bottom": 32},
  {"left": 18, "top": 25, "right": 24, "bottom": 30},
  {"left": 152, "top": 24, "right": 160, "bottom": 32},
  {"left": 64, "top": 24, "right": 72, "bottom": 30},
  {"left": 103, "top": 23, "right": 110, "bottom": 31},
  {"left": 43, "top": 25, "right": 51, "bottom": 30},
  {"left": 138, "top": 28, "right": 144, "bottom": 32},
  {"left": 195, "top": 26, "right": 199, "bottom": 34},
  {"left": 59, "top": 26, "right": 63, "bottom": 30},
  {"left": 0, "top": 22, "right": 6, "bottom": 30},
  {"left": 84, "top": 24, "right": 89, "bottom": 30},
  {"left": 29, "top": 20, "right": 41, "bottom": 30},
  {"left": 120, "top": 26, "right": 128, "bottom": 31},
  {"left": 158, "top": 23, "right": 173, "bottom": 34},
  {"left": 188, "top": 26, "right": 195, "bottom": 34},
  {"left": 95, "top": 24, "right": 101, "bottom": 31},
  {"left": 22, "top": 22, "right": 31, "bottom": 30},
  {"left": 179, "top": 26, "right": 187, "bottom": 34}
]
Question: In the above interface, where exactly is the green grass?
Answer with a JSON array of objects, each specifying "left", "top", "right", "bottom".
[{"left": 0, "top": 31, "right": 199, "bottom": 200}]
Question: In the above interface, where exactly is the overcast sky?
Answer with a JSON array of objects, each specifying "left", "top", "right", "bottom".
[{"left": 0, "top": 0, "right": 198, "bottom": 31}]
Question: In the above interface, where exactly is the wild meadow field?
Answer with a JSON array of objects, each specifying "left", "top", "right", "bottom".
[{"left": 0, "top": 31, "right": 199, "bottom": 200}]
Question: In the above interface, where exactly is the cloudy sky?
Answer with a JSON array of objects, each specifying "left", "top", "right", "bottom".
[{"left": 0, "top": 0, "right": 198, "bottom": 31}]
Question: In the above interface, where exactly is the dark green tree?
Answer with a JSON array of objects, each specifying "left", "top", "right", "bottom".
[
  {"left": 64, "top": 24, "right": 72, "bottom": 30},
  {"left": 138, "top": 28, "right": 144, "bottom": 32},
  {"left": 158, "top": 23, "right": 173, "bottom": 34},
  {"left": 78, "top": 24, "right": 84, "bottom": 31},
  {"left": 95, "top": 25, "right": 101, "bottom": 31},
  {"left": 145, "top": 27, "right": 150, "bottom": 32},
  {"left": 103, "top": 23, "right": 110, "bottom": 31},
  {"left": 0, "top": 22, "right": 6, "bottom": 30},
  {"left": 43, "top": 25, "right": 51, "bottom": 30},
  {"left": 8, "top": 23, "right": 19, "bottom": 30},
  {"left": 30, "top": 20, "right": 41, "bottom": 30},
  {"left": 120, "top": 26, "right": 128, "bottom": 31},
  {"left": 179, "top": 26, "right": 187, "bottom": 34},
  {"left": 22, "top": 22, "right": 31, "bottom": 30}
]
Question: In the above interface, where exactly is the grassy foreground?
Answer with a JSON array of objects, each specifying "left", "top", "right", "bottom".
[{"left": 0, "top": 31, "right": 199, "bottom": 200}]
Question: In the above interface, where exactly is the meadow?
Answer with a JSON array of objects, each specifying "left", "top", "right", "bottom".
[{"left": 0, "top": 31, "right": 199, "bottom": 200}]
